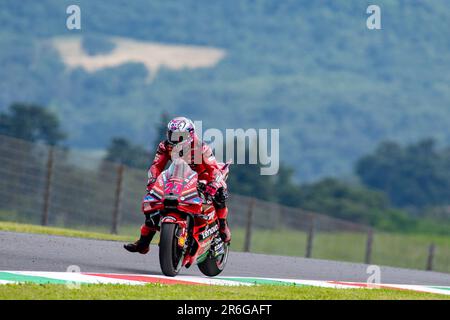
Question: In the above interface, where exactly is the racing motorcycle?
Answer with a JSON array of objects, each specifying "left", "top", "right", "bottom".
[{"left": 142, "top": 158, "right": 230, "bottom": 277}]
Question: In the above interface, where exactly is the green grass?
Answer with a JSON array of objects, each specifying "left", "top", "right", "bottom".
[
  {"left": 0, "top": 283, "right": 448, "bottom": 300},
  {"left": 0, "top": 221, "right": 134, "bottom": 242},
  {"left": 1, "top": 221, "right": 449, "bottom": 273}
]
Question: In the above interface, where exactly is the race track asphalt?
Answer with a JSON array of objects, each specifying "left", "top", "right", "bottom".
[{"left": 1, "top": 231, "right": 449, "bottom": 285}]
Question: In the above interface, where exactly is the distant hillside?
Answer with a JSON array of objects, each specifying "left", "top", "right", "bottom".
[{"left": 0, "top": 0, "right": 449, "bottom": 181}]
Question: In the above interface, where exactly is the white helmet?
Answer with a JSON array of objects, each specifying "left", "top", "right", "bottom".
[{"left": 166, "top": 117, "right": 196, "bottom": 146}]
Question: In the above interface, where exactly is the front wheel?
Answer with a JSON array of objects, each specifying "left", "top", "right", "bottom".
[
  {"left": 159, "top": 223, "right": 184, "bottom": 277},
  {"left": 198, "top": 242, "right": 229, "bottom": 277}
]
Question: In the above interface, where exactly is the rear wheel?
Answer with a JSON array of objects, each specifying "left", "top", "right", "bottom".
[
  {"left": 159, "top": 223, "right": 184, "bottom": 277},
  {"left": 198, "top": 242, "right": 229, "bottom": 277}
]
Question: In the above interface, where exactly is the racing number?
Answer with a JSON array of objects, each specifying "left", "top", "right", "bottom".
[{"left": 164, "top": 181, "right": 182, "bottom": 194}]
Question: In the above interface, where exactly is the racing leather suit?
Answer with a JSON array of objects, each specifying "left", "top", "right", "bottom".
[{"left": 129, "top": 136, "right": 230, "bottom": 253}]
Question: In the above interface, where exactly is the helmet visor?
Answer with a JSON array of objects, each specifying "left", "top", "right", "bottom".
[{"left": 167, "top": 130, "right": 190, "bottom": 145}]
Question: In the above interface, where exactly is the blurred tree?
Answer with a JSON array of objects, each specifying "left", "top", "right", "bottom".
[
  {"left": 225, "top": 135, "right": 278, "bottom": 202},
  {"left": 227, "top": 162, "right": 277, "bottom": 203},
  {"left": 104, "top": 137, "right": 151, "bottom": 169},
  {"left": 272, "top": 164, "right": 302, "bottom": 207},
  {"left": 153, "top": 111, "right": 171, "bottom": 147},
  {"left": 295, "top": 177, "right": 413, "bottom": 229},
  {"left": 0, "top": 103, "right": 66, "bottom": 145},
  {"left": 356, "top": 139, "right": 450, "bottom": 208},
  {"left": 299, "top": 178, "right": 380, "bottom": 221}
]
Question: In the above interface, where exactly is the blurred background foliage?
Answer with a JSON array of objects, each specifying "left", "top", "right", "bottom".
[
  {"left": 1, "top": 104, "right": 449, "bottom": 235},
  {"left": 1, "top": 0, "right": 450, "bottom": 182},
  {"left": 0, "top": 1, "right": 449, "bottom": 235}
]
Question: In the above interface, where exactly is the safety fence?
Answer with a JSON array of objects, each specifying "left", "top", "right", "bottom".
[{"left": 0, "top": 135, "right": 448, "bottom": 273}]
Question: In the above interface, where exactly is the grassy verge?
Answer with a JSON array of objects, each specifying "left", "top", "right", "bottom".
[
  {"left": 0, "top": 221, "right": 134, "bottom": 242},
  {"left": 0, "top": 283, "right": 448, "bottom": 300}
]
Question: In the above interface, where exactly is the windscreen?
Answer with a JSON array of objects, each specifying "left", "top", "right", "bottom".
[{"left": 166, "top": 158, "right": 194, "bottom": 180}]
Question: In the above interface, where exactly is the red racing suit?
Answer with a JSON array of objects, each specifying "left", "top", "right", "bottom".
[{"left": 140, "top": 137, "right": 229, "bottom": 236}]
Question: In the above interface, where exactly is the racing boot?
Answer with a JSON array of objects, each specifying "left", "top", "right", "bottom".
[{"left": 124, "top": 224, "right": 155, "bottom": 254}]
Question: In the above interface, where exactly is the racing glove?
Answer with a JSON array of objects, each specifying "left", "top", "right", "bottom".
[{"left": 205, "top": 182, "right": 220, "bottom": 199}]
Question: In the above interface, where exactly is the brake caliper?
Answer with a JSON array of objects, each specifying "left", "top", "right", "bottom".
[{"left": 176, "top": 222, "right": 188, "bottom": 248}]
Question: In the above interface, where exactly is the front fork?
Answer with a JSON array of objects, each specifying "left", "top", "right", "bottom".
[
  {"left": 160, "top": 214, "right": 225, "bottom": 265},
  {"left": 160, "top": 214, "right": 189, "bottom": 249}
]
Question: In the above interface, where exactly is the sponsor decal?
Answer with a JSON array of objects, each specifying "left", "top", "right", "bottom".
[
  {"left": 185, "top": 173, "right": 197, "bottom": 186},
  {"left": 200, "top": 223, "right": 219, "bottom": 240}
]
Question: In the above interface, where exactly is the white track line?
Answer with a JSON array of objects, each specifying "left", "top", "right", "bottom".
[{"left": 5, "top": 271, "right": 145, "bottom": 285}]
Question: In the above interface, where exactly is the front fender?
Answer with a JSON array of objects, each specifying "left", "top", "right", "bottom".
[{"left": 161, "top": 212, "right": 187, "bottom": 223}]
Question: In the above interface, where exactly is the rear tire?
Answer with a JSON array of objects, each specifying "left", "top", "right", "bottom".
[
  {"left": 198, "top": 242, "right": 229, "bottom": 277},
  {"left": 159, "top": 223, "right": 183, "bottom": 277}
]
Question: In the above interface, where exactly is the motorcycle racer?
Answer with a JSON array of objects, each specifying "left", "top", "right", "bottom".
[{"left": 124, "top": 117, "right": 231, "bottom": 254}]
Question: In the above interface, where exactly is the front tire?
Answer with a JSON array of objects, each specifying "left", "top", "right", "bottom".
[
  {"left": 198, "top": 242, "right": 229, "bottom": 277},
  {"left": 159, "top": 223, "right": 183, "bottom": 277}
]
